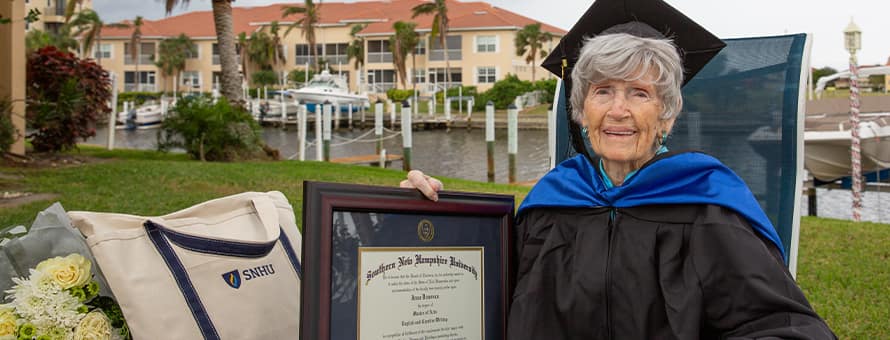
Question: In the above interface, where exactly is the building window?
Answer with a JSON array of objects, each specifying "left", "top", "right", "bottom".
[
  {"left": 412, "top": 68, "right": 426, "bottom": 84},
  {"left": 324, "top": 43, "right": 349, "bottom": 65},
  {"left": 93, "top": 43, "right": 112, "bottom": 59},
  {"left": 475, "top": 35, "right": 497, "bottom": 53},
  {"left": 124, "top": 42, "right": 155, "bottom": 65},
  {"left": 366, "top": 69, "right": 396, "bottom": 91},
  {"left": 295, "top": 44, "right": 322, "bottom": 65},
  {"left": 477, "top": 67, "right": 496, "bottom": 84},
  {"left": 430, "top": 35, "right": 461, "bottom": 61},
  {"left": 213, "top": 43, "right": 242, "bottom": 65},
  {"left": 212, "top": 72, "right": 222, "bottom": 89},
  {"left": 367, "top": 40, "right": 392, "bottom": 63},
  {"left": 185, "top": 45, "right": 199, "bottom": 59},
  {"left": 181, "top": 71, "right": 201, "bottom": 89},
  {"left": 414, "top": 40, "right": 426, "bottom": 55},
  {"left": 124, "top": 71, "right": 156, "bottom": 92},
  {"left": 428, "top": 67, "right": 462, "bottom": 88}
]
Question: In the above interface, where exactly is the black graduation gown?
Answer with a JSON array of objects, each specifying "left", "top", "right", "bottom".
[{"left": 507, "top": 203, "right": 836, "bottom": 339}]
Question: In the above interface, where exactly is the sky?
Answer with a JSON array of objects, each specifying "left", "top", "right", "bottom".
[{"left": 93, "top": 0, "right": 890, "bottom": 71}]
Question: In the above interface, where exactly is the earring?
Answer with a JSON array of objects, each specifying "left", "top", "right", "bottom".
[
  {"left": 581, "top": 127, "right": 588, "bottom": 135},
  {"left": 660, "top": 131, "right": 668, "bottom": 146}
]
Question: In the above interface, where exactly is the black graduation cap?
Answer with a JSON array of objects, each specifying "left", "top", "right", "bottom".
[
  {"left": 542, "top": 0, "right": 725, "bottom": 84},
  {"left": 541, "top": 0, "right": 726, "bottom": 158}
]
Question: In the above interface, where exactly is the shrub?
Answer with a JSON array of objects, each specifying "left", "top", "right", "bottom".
[
  {"left": 251, "top": 70, "right": 279, "bottom": 88},
  {"left": 117, "top": 92, "right": 163, "bottom": 107},
  {"left": 477, "top": 74, "right": 534, "bottom": 110},
  {"left": 533, "top": 78, "right": 558, "bottom": 104},
  {"left": 288, "top": 69, "right": 315, "bottom": 84},
  {"left": 386, "top": 89, "right": 418, "bottom": 103},
  {"left": 0, "top": 97, "right": 18, "bottom": 153},
  {"left": 158, "top": 96, "right": 274, "bottom": 161},
  {"left": 26, "top": 46, "right": 111, "bottom": 152}
]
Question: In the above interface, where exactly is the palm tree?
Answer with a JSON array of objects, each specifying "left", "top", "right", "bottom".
[
  {"left": 390, "top": 21, "right": 419, "bottom": 89},
  {"left": 268, "top": 21, "right": 287, "bottom": 67},
  {"left": 346, "top": 24, "right": 366, "bottom": 70},
  {"left": 282, "top": 0, "right": 320, "bottom": 72},
  {"left": 165, "top": 0, "right": 243, "bottom": 103},
  {"left": 128, "top": 16, "right": 144, "bottom": 91},
  {"left": 515, "top": 23, "right": 553, "bottom": 82},
  {"left": 68, "top": 9, "right": 129, "bottom": 66},
  {"left": 156, "top": 34, "right": 197, "bottom": 92},
  {"left": 247, "top": 31, "right": 274, "bottom": 70},
  {"left": 412, "top": 0, "right": 450, "bottom": 89},
  {"left": 64, "top": 0, "right": 86, "bottom": 22},
  {"left": 238, "top": 32, "right": 251, "bottom": 81},
  {"left": 25, "top": 28, "right": 79, "bottom": 53}
]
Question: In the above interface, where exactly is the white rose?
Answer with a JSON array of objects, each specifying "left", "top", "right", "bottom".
[
  {"left": 73, "top": 311, "right": 112, "bottom": 340},
  {"left": 35, "top": 254, "right": 92, "bottom": 289}
]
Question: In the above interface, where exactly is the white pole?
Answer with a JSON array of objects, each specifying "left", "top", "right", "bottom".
[
  {"left": 280, "top": 93, "right": 287, "bottom": 126},
  {"left": 401, "top": 101, "right": 412, "bottom": 171},
  {"left": 428, "top": 98, "right": 435, "bottom": 117},
  {"left": 305, "top": 61, "right": 310, "bottom": 88},
  {"left": 107, "top": 73, "right": 118, "bottom": 150},
  {"left": 388, "top": 99, "right": 396, "bottom": 129},
  {"left": 348, "top": 103, "right": 354, "bottom": 129},
  {"left": 298, "top": 101, "right": 307, "bottom": 161},
  {"left": 445, "top": 98, "right": 451, "bottom": 122},
  {"left": 486, "top": 101, "right": 495, "bottom": 182},
  {"left": 375, "top": 100, "right": 384, "bottom": 156},
  {"left": 508, "top": 103, "right": 518, "bottom": 183},
  {"left": 467, "top": 99, "right": 474, "bottom": 120},
  {"left": 413, "top": 92, "right": 419, "bottom": 117},
  {"left": 458, "top": 86, "right": 463, "bottom": 113},
  {"left": 315, "top": 103, "right": 323, "bottom": 161},
  {"left": 333, "top": 101, "right": 341, "bottom": 130},
  {"left": 323, "top": 102, "right": 332, "bottom": 161}
]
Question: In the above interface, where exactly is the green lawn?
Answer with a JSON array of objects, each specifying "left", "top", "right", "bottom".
[{"left": 2, "top": 148, "right": 887, "bottom": 338}]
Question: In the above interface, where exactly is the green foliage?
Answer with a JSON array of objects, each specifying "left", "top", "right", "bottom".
[
  {"left": 288, "top": 69, "right": 315, "bottom": 84},
  {"left": 0, "top": 98, "right": 18, "bottom": 152},
  {"left": 533, "top": 78, "right": 558, "bottom": 104},
  {"left": 251, "top": 70, "right": 279, "bottom": 87},
  {"left": 476, "top": 74, "right": 533, "bottom": 109},
  {"left": 390, "top": 21, "right": 419, "bottom": 89},
  {"left": 25, "top": 28, "right": 79, "bottom": 53},
  {"left": 347, "top": 24, "right": 367, "bottom": 69},
  {"left": 386, "top": 89, "right": 418, "bottom": 103},
  {"left": 514, "top": 23, "right": 553, "bottom": 81},
  {"left": 155, "top": 34, "right": 196, "bottom": 77},
  {"left": 158, "top": 96, "right": 271, "bottom": 161},
  {"left": 811, "top": 67, "right": 837, "bottom": 84},
  {"left": 117, "top": 92, "right": 163, "bottom": 107},
  {"left": 26, "top": 46, "right": 111, "bottom": 152}
]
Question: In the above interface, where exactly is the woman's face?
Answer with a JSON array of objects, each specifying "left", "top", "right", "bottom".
[{"left": 582, "top": 76, "right": 675, "bottom": 168}]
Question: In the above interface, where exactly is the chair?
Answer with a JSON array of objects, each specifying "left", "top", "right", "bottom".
[{"left": 551, "top": 34, "right": 812, "bottom": 274}]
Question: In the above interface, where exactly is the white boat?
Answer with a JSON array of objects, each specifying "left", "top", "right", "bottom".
[
  {"left": 117, "top": 103, "right": 164, "bottom": 130},
  {"left": 804, "top": 112, "right": 890, "bottom": 181},
  {"left": 287, "top": 70, "right": 369, "bottom": 105}
]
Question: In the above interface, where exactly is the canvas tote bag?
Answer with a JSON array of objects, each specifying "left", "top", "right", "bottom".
[{"left": 68, "top": 191, "right": 302, "bottom": 340}]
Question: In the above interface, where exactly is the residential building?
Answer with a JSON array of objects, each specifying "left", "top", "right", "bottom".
[
  {"left": 96, "top": 0, "right": 565, "bottom": 94},
  {"left": 24, "top": 0, "right": 93, "bottom": 33}
]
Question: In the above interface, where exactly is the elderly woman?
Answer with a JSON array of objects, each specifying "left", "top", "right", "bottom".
[{"left": 404, "top": 0, "right": 835, "bottom": 338}]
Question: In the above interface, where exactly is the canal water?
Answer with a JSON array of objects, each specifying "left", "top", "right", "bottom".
[{"left": 84, "top": 127, "right": 890, "bottom": 224}]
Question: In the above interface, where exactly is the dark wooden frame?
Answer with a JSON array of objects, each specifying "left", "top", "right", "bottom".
[{"left": 301, "top": 181, "right": 515, "bottom": 340}]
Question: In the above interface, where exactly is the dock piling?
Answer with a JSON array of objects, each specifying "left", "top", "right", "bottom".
[{"left": 486, "top": 101, "right": 495, "bottom": 182}]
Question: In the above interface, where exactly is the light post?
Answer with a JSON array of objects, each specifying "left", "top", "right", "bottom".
[{"left": 844, "top": 18, "right": 862, "bottom": 221}]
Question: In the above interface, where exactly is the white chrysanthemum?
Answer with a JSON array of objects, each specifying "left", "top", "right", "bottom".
[{"left": 5, "top": 269, "right": 85, "bottom": 337}]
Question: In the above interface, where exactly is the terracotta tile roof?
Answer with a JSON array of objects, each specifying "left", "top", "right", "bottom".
[{"left": 99, "top": 0, "right": 566, "bottom": 39}]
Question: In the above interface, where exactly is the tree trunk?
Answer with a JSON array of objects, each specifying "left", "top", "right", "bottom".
[
  {"left": 212, "top": 0, "right": 244, "bottom": 103},
  {"left": 135, "top": 42, "right": 140, "bottom": 92},
  {"left": 530, "top": 47, "right": 536, "bottom": 82},
  {"left": 442, "top": 34, "right": 450, "bottom": 91}
]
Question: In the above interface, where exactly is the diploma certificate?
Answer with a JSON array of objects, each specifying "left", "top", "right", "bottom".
[{"left": 358, "top": 248, "right": 484, "bottom": 340}]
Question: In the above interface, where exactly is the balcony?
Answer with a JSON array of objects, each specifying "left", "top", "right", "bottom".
[
  {"left": 429, "top": 49, "right": 462, "bottom": 61},
  {"left": 124, "top": 55, "right": 155, "bottom": 65},
  {"left": 44, "top": 6, "right": 66, "bottom": 17},
  {"left": 367, "top": 52, "right": 393, "bottom": 63},
  {"left": 124, "top": 84, "right": 157, "bottom": 92}
]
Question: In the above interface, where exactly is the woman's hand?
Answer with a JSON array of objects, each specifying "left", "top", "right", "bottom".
[{"left": 400, "top": 170, "right": 443, "bottom": 202}]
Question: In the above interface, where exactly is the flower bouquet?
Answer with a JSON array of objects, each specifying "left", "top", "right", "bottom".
[
  {"left": 1, "top": 254, "right": 129, "bottom": 340},
  {"left": 1, "top": 203, "right": 129, "bottom": 340}
]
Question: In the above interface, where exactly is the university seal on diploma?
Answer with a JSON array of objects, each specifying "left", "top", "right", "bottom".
[{"left": 301, "top": 182, "right": 514, "bottom": 340}]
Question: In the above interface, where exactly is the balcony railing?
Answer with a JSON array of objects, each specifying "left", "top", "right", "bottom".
[
  {"left": 429, "top": 49, "right": 462, "bottom": 61},
  {"left": 124, "top": 55, "right": 155, "bottom": 65},
  {"left": 367, "top": 52, "right": 393, "bottom": 63},
  {"left": 45, "top": 6, "right": 66, "bottom": 16},
  {"left": 124, "top": 84, "right": 157, "bottom": 92}
]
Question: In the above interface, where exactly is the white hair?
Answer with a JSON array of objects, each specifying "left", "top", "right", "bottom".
[{"left": 570, "top": 33, "right": 684, "bottom": 124}]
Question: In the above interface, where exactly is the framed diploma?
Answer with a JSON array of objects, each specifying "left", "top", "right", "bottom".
[{"left": 301, "top": 181, "right": 515, "bottom": 340}]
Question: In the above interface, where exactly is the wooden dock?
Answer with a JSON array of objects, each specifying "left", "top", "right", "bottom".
[{"left": 331, "top": 154, "right": 403, "bottom": 166}]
